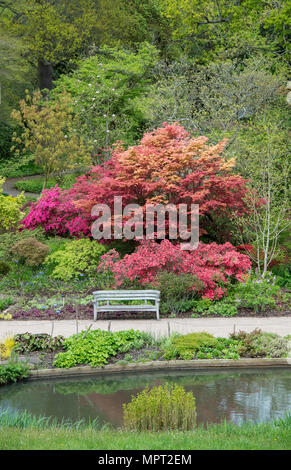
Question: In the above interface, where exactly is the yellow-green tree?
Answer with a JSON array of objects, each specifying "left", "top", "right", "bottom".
[{"left": 11, "top": 90, "right": 91, "bottom": 190}]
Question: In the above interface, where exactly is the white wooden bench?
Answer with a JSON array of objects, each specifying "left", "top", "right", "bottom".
[{"left": 92, "top": 290, "right": 160, "bottom": 321}]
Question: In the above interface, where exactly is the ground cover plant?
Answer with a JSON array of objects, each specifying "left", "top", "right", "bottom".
[
  {"left": 52, "top": 329, "right": 156, "bottom": 368},
  {"left": 3, "top": 329, "right": 290, "bottom": 373},
  {"left": 0, "top": 359, "right": 30, "bottom": 385}
]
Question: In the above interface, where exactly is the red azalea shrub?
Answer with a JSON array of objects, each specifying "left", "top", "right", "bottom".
[
  {"left": 21, "top": 123, "right": 249, "bottom": 241},
  {"left": 97, "top": 240, "right": 252, "bottom": 300}
]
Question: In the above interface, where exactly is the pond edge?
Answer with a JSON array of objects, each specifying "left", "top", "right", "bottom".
[{"left": 28, "top": 358, "right": 291, "bottom": 380}]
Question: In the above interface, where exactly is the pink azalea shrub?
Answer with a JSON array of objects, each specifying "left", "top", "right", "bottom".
[
  {"left": 21, "top": 186, "right": 91, "bottom": 237},
  {"left": 97, "top": 240, "right": 252, "bottom": 300}
]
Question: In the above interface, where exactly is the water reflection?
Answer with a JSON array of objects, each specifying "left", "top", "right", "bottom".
[{"left": 0, "top": 368, "right": 290, "bottom": 427}]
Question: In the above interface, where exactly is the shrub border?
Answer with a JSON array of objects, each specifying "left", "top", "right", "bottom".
[{"left": 27, "top": 358, "right": 291, "bottom": 380}]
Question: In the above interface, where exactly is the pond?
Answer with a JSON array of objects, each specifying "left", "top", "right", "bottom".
[{"left": 1, "top": 368, "right": 291, "bottom": 428}]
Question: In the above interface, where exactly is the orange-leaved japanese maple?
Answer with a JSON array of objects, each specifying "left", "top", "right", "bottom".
[{"left": 22, "top": 122, "right": 249, "bottom": 241}]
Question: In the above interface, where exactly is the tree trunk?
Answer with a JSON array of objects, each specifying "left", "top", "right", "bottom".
[{"left": 37, "top": 58, "right": 53, "bottom": 92}]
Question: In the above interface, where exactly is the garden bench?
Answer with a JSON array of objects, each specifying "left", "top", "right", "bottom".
[{"left": 92, "top": 290, "right": 160, "bottom": 321}]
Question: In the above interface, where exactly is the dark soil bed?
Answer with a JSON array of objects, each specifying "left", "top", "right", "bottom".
[
  {"left": 11, "top": 345, "right": 165, "bottom": 370},
  {"left": 7, "top": 303, "right": 291, "bottom": 320}
]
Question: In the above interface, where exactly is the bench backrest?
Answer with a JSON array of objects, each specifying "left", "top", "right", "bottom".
[{"left": 93, "top": 290, "right": 160, "bottom": 301}]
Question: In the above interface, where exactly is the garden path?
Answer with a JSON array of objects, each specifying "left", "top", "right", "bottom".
[
  {"left": 2, "top": 175, "right": 41, "bottom": 198},
  {"left": 1, "top": 317, "right": 291, "bottom": 340}
]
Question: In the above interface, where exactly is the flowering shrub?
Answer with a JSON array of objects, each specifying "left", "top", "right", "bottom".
[
  {"left": 21, "top": 186, "right": 91, "bottom": 237},
  {"left": 97, "top": 240, "right": 252, "bottom": 300},
  {"left": 0, "top": 337, "right": 15, "bottom": 359},
  {"left": 22, "top": 123, "right": 250, "bottom": 241}
]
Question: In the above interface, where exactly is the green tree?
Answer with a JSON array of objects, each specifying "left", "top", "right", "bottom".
[
  {"left": 97, "top": 0, "right": 179, "bottom": 59},
  {"left": 233, "top": 117, "right": 290, "bottom": 276},
  {"left": 52, "top": 43, "right": 159, "bottom": 162},
  {"left": 162, "top": 0, "right": 290, "bottom": 63},
  {"left": 0, "top": 0, "right": 100, "bottom": 91}
]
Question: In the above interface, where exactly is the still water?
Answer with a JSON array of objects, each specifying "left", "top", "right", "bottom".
[{"left": 1, "top": 368, "right": 290, "bottom": 427}]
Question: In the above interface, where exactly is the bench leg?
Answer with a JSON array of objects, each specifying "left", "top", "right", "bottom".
[
  {"left": 156, "top": 301, "right": 160, "bottom": 321},
  {"left": 94, "top": 303, "right": 98, "bottom": 321}
]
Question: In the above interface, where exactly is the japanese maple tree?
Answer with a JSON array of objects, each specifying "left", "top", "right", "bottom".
[{"left": 22, "top": 122, "right": 249, "bottom": 241}]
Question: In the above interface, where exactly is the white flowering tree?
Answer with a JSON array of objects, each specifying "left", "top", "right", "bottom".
[{"left": 52, "top": 43, "right": 159, "bottom": 164}]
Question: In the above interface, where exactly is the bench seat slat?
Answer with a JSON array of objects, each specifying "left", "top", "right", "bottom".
[
  {"left": 94, "top": 305, "right": 158, "bottom": 311},
  {"left": 94, "top": 297, "right": 158, "bottom": 302}
]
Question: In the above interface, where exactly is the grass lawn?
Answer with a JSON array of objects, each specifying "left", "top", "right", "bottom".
[
  {"left": 1, "top": 421, "right": 290, "bottom": 450},
  {"left": 13, "top": 174, "right": 76, "bottom": 193}
]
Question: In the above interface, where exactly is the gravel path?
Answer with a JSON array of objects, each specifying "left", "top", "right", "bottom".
[{"left": 2, "top": 175, "right": 41, "bottom": 198}]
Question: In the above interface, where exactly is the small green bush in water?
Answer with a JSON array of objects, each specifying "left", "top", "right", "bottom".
[{"left": 123, "top": 383, "right": 197, "bottom": 432}]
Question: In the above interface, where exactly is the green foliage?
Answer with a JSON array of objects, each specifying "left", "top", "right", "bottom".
[
  {"left": 230, "top": 329, "right": 289, "bottom": 359},
  {"left": 44, "top": 238, "right": 107, "bottom": 281},
  {"left": 0, "top": 297, "right": 14, "bottom": 311},
  {"left": 0, "top": 177, "right": 25, "bottom": 232},
  {"left": 162, "top": 332, "right": 219, "bottom": 360},
  {"left": 151, "top": 271, "right": 202, "bottom": 315},
  {"left": 0, "top": 261, "right": 10, "bottom": 276},
  {"left": 97, "top": 0, "right": 176, "bottom": 58},
  {"left": 271, "top": 264, "right": 291, "bottom": 290},
  {"left": 161, "top": 295, "right": 238, "bottom": 317},
  {"left": 0, "top": 122, "right": 15, "bottom": 161},
  {"left": 0, "top": 27, "right": 33, "bottom": 127},
  {"left": 13, "top": 333, "right": 65, "bottom": 353},
  {"left": 1, "top": 0, "right": 100, "bottom": 71},
  {"left": 123, "top": 382, "right": 197, "bottom": 431},
  {"left": 53, "top": 329, "right": 153, "bottom": 368},
  {"left": 0, "top": 358, "right": 30, "bottom": 385},
  {"left": 52, "top": 43, "right": 159, "bottom": 160},
  {"left": 195, "top": 338, "right": 241, "bottom": 360},
  {"left": 232, "top": 271, "right": 281, "bottom": 312},
  {"left": 205, "top": 301, "right": 238, "bottom": 317},
  {"left": 162, "top": 0, "right": 290, "bottom": 63},
  {"left": 0, "top": 226, "right": 47, "bottom": 260},
  {"left": 192, "top": 298, "right": 213, "bottom": 312},
  {"left": 161, "top": 332, "right": 243, "bottom": 360},
  {"left": 13, "top": 175, "right": 76, "bottom": 193},
  {"left": 0, "top": 154, "right": 42, "bottom": 179},
  {"left": 10, "top": 237, "right": 50, "bottom": 267},
  {"left": 157, "top": 271, "right": 202, "bottom": 301}
]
